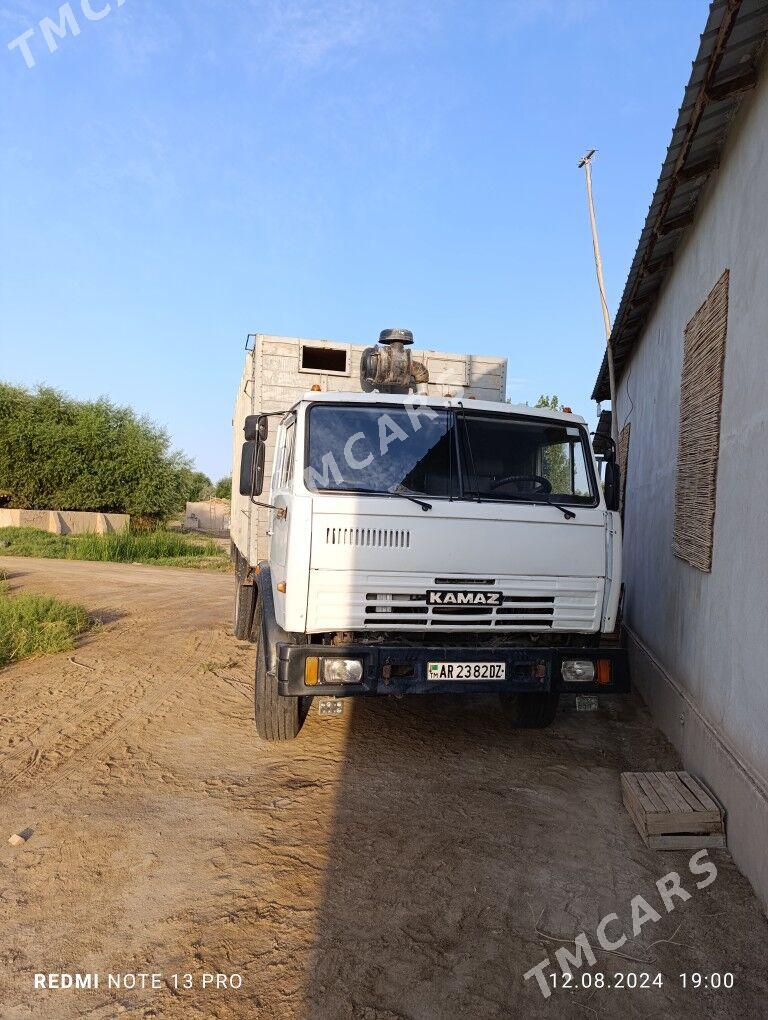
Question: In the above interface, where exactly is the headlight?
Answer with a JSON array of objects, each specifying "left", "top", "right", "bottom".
[
  {"left": 561, "top": 659, "right": 595, "bottom": 683},
  {"left": 321, "top": 658, "right": 363, "bottom": 684}
]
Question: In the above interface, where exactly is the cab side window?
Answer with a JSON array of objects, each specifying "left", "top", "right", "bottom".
[{"left": 278, "top": 419, "right": 296, "bottom": 488}]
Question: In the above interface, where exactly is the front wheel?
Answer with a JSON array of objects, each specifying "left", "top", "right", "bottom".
[
  {"left": 499, "top": 691, "right": 559, "bottom": 729},
  {"left": 253, "top": 603, "right": 308, "bottom": 741}
]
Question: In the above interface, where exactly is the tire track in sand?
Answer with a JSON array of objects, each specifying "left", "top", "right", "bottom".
[{"left": 0, "top": 583, "right": 221, "bottom": 797}]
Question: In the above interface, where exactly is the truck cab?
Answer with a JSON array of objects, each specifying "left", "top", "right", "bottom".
[{"left": 234, "top": 386, "right": 629, "bottom": 741}]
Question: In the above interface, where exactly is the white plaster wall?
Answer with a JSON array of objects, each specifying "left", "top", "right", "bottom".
[
  {"left": 0, "top": 508, "right": 129, "bottom": 534},
  {"left": 184, "top": 500, "right": 230, "bottom": 536},
  {"left": 616, "top": 68, "right": 768, "bottom": 789}
]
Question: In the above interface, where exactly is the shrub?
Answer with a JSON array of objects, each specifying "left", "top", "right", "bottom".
[
  {"left": 178, "top": 468, "right": 214, "bottom": 503},
  {"left": 213, "top": 477, "right": 232, "bottom": 499},
  {"left": 0, "top": 581, "right": 91, "bottom": 668},
  {"left": 0, "top": 382, "right": 196, "bottom": 520}
]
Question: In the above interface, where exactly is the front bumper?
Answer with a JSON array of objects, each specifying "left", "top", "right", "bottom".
[{"left": 277, "top": 643, "right": 630, "bottom": 697}]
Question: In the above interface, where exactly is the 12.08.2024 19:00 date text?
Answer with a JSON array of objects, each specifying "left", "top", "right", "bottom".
[{"left": 546, "top": 972, "right": 735, "bottom": 991}]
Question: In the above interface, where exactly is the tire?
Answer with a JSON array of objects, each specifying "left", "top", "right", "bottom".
[
  {"left": 233, "top": 577, "right": 256, "bottom": 641},
  {"left": 253, "top": 603, "right": 308, "bottom": 741},
  {"left": 499, "top": 691, "right": 559, "bottom": 729}
]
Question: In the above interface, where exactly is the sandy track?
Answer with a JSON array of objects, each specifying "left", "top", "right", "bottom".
[{"left": 1, "top": 557, "right": 766, "bottom": 1019}]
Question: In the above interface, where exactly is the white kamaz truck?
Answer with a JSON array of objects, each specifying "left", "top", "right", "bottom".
[{"left": 232, "top": 329, "right": 628, "bottom": 740}]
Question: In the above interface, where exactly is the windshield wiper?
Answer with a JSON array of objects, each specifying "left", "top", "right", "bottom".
[
  {"left": 479, "top": 490, "right": 577, "bottom": 520},
  {"left": 390, "top": 485, "right": 433, "bottom": 512},
  {"left": 541, "top": 493, "right": 576, "bottom": 520},
  {"left": 333, "top": 485, "right": 433, "bottom": 512}
]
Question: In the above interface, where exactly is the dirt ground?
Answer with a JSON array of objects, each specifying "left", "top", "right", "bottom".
[{"left": 1, "top": 557, "right": 766, "bottom": 1020}]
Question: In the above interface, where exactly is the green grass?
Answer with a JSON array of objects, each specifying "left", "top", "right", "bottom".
[
  {"left": 0, "top": 527, "right": 230, "bottom": 570},
  {"left": 144, "top": 554, "right": 231, "bottom": 572},
  {"left": 0, "top": 577, "right": 92, "bottom": 668}
]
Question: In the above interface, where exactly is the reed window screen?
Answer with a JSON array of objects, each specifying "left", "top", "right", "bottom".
[{"left": 673, "top": 270, "right": 729, "bottom": 571}]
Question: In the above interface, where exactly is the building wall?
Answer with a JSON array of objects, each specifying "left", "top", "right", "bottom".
[
  {"left": 184, "top": 500, "right": 230, "bottom": 537},
  {"left": 0, "top": 508, "right": 129, "bottom": 535},
  {"left": 616, "top": 69, "right": 768, "bottom": 905}
]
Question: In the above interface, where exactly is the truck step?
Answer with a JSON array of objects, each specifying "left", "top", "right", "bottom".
[{"left": 317, "top": 698, "right": 344, "bottom": 719}]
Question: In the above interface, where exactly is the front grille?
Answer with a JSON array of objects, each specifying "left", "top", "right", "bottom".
[
  {"left": 307, "top": 571, "right": 601, "bottom": 633},
  {"left": 434, "top": 577, "right": 496, "bottom": 585},
  {"left": 364, "top": 588, "right": 556, "bottom": 629}
]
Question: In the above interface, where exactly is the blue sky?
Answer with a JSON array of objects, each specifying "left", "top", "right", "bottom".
[{"left": 1, "top": 0, "right": 706, "bottom": 480}]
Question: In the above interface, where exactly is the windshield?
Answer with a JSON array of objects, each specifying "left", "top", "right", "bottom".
[
  {"left": 305, "top": 404, "right": 597, "bottom": 506},
  {"left": 458, "top": 414, "right": 596, "bottom": 505},
  {"left": 305, "top": 405, "right": 457, "bottom": 496}
]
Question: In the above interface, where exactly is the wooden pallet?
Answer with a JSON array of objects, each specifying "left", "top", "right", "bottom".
[{"left": 621, "top": 771, "right": 726, "bottom": 850}]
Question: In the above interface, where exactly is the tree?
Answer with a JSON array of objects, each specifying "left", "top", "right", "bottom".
[
  {"left": 0, "top": 382, "right": 198, "bottom": 520},
  {"left": 213, "top": 477, "right": 232, "bottom": 499},
  {"left": 177, "top": 468, "right": 214, "bottom": 503},
  {"left": 535, "top": 395, "right": 571, "bottom": 495},
  {"left": 535, "top": 394, "right": 561, "bottom": 413}
]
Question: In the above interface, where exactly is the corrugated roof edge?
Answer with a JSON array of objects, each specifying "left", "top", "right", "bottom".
[{"left": 592, "top": 0, "right": 768, "bottom": 402}]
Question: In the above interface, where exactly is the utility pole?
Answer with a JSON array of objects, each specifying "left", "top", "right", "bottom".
[{"left": 578, "top": 149, "right": 619, "bottom": 450}]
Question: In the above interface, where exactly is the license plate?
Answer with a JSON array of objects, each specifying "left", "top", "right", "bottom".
[{"left": 427, "top": 661, "right": 506, "bottom": 681}]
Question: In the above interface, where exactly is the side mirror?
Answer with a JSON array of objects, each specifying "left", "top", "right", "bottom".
[
  {"left": 244, "top": 414, "right": 268, "bottom": 442},
  {"left": 604, "top": 460, "right": 621, "bottom": 512},
  {"left": 239, "top": 440, "right": 266, "bottom": 497},
  {"left": 592, "top": 433, "right": 612, "bottom": 458}
]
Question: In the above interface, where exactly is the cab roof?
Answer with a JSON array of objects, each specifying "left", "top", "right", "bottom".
[{"left": 295, "top": 390, "right": 587, "bottom": 426}]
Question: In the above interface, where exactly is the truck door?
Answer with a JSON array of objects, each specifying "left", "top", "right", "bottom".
[{"left": 268, "top": 415, "right": 296, "bottom": 589}]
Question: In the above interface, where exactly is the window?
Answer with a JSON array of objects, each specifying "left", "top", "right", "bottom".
[
  {"left": 673, "top": 270, "right": 729, "bottom": 571},
  {"left": 279, "top": 420, "right": 296, "bottom": 488},
  {"left": 618, "top": 422, "right": 630, "bottom": 521},
  {"left": 299, "top": 344, "right": 349, "bottom": 375},
  {"left": 459, "top": 416, "right": 596, "bottom": 504},
  {"left": 305, "top": 405, "right": 458, "bottom": 497}
]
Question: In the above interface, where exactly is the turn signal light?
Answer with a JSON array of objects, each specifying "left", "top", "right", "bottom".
[
  {"left": 596, "top": 659, "right": 612, "bottom": 685},
  {"left": 304, "top": 656, "right": 319, "bottom": 686}
]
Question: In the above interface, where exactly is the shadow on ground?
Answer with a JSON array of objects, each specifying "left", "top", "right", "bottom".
[{"left": 300, "top": 693, "right": 768, "bottom": 1019}]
